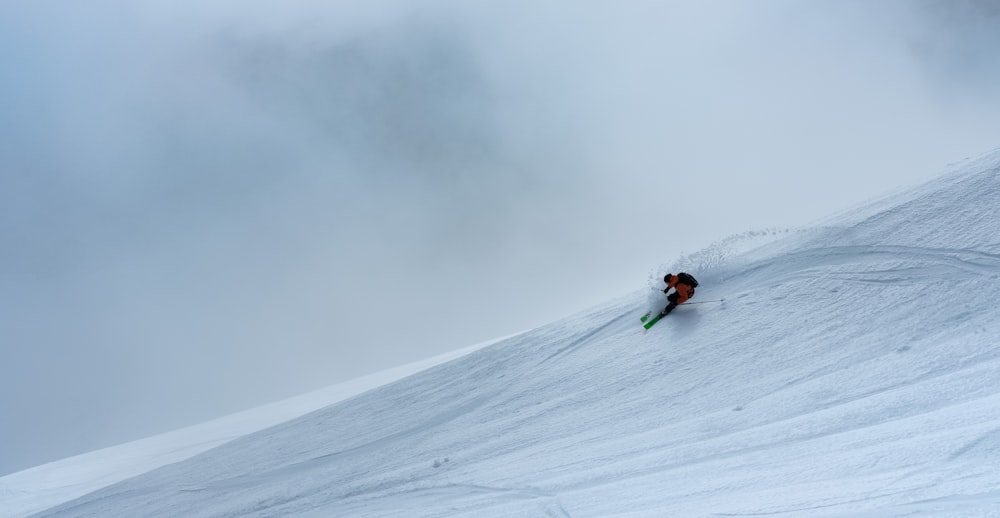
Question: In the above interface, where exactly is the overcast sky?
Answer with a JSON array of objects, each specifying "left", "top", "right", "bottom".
[{"left": 2, "top": 0, "right": 1000, "bottom": 476}]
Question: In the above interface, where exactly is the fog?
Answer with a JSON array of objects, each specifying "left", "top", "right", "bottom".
[{"left": 2, "top": 0, "right": 999, "bottom": 475}]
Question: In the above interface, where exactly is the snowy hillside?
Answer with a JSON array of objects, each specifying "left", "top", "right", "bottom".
[
  {"left": 0, "top": 343, "right": 499, "bottom": 518},
  {"left": 8, "top": 149, "right": 1000, "bottom": 517}
]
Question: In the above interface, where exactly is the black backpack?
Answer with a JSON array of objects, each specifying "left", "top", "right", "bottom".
[{"left": 677, "top": 272, "right": 699, "bottom": 288}]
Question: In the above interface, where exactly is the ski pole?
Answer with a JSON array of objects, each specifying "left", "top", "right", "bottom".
[{"left": 650, "top": 287, "right": 724, "bottom": 304}]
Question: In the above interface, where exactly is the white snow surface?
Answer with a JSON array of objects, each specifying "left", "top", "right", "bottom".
[
  {"left": 5, "top": 149, "right": 1000, "bottom": 517},
  {"left": 0, "top": 342, "right": 496, "bottom": 518}
]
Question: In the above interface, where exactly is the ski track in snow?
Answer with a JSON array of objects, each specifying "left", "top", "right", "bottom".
[{"left": 5, "top": 149, "right": 1000, "bottom": 517}]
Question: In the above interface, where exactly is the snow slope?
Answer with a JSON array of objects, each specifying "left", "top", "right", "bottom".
[
  {"left": 10, "top": 149, "right": 1000, "bottom": 517},
  {"left": 0, "top": 341, "right": 498, "bottom": 518}
]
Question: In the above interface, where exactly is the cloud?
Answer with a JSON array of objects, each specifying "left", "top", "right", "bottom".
[{"left": 901, "top": 0, "right": 1000, "bottom": 91}]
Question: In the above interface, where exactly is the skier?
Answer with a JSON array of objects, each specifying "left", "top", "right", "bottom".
[{"left": 658, "top": 272, "right": 698, "bottom": 317}]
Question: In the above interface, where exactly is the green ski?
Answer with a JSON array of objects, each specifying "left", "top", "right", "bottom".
[
  {"left": 642, "top": 297, "right": 722, "bottom": 330},
  {"left": 643, "top": 311, "right": 667, "bottom": 330}
]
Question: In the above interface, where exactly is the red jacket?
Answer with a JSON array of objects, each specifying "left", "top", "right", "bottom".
[{"left": 666, "top": 274, "right": 696, "bottom": 304}]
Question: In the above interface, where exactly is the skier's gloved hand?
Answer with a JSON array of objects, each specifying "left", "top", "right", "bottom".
[{"left": 663, "top": 288, "right": 670, "bottom": 294}]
